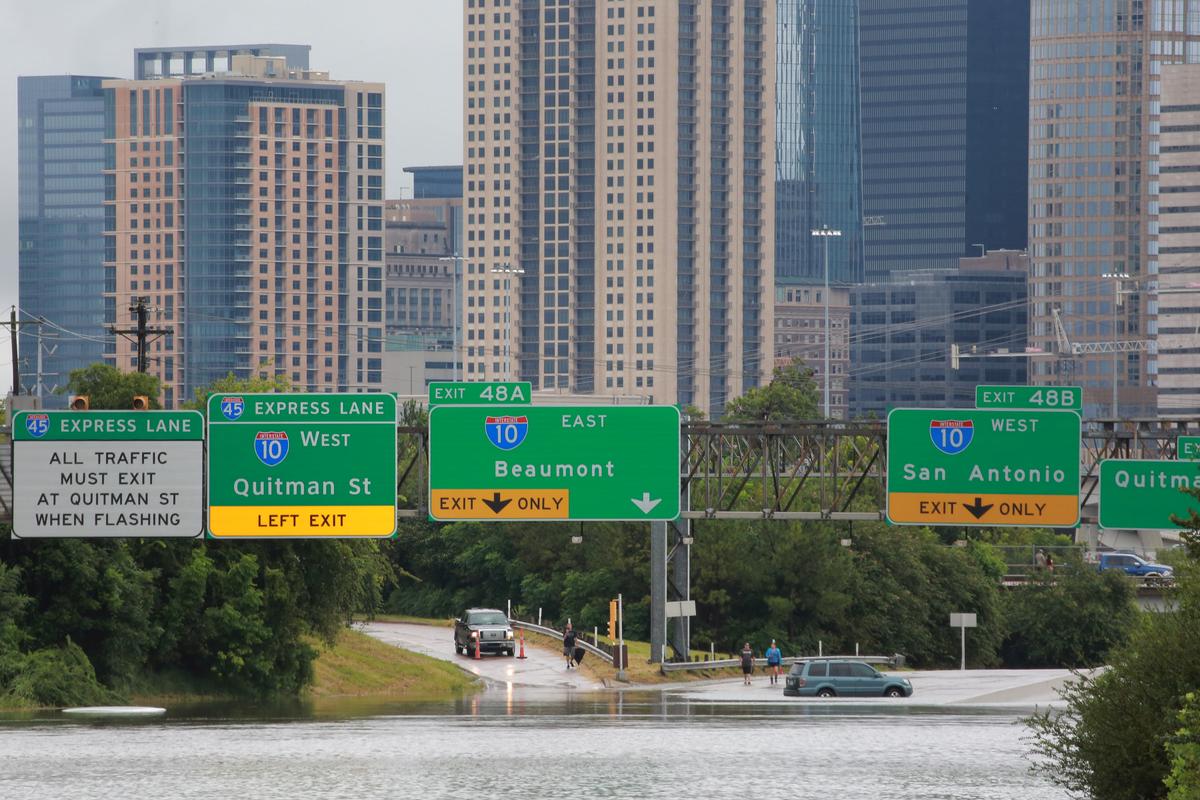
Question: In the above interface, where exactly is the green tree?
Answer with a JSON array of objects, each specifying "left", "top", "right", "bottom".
[
  {"left": 1000, "top": 558, "right": 1137, "bottom": 668},
  {"left": 723, "top": 359, "right": 820, "bottom": 421},
  {"left": 64, "top": 363, "right": 161, "bottom": 410},
  {"left": 185, "top": 370, "right": 291, "bottom": 410},
  {"left": 1166, "top": 692, "right": 1200, "bottom": 800}
]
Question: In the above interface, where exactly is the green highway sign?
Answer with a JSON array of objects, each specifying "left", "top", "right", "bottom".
[
  {"left": 1180, "top": 436, "right": 1200, "bottom": 460},
  {"left": 975, "top": 385, "right": 1082, "bottom": 412},
  {"left": 428, "top": 405, "right": 680, "bottom": 521},
  {"left": 887, "top": 408, "right": 1080, "bottom": 527},
  {"left": 206, "top": 393, "right": 397, "bottom": 538},
  {"left": 1099, "top": 459, "right": 1200, "bottom": 529},
  {"left": 428, "top": 381, "right": 531, "bottom": 407},
  {"left": 13, "top": 410, "right": 204, "bottom": 538}
]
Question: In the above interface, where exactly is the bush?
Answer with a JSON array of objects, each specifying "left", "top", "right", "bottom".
[
  {"left": 1001, "top": 561, "right": 1138, "bottom": 667},
  {"left": 4, "top": 639, "right": 115, "bottom": 708},
  {"left": 1027, "top": 568, "right": 1200, "bottom": 799},
  {"left": 1166, "top": 692, "right": 1200, "bottom": 800}
]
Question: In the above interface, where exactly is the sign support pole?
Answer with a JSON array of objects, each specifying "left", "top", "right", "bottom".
[
  {"left": 650, "top": 520, "right": 667, "bottom": 663},
  {"left": 616, "top": 592, "right": 627, "bottom": 681}
]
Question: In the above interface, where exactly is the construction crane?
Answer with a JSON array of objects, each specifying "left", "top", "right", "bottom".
[{"left": 1051, "top": 306, "right": 1150, "bottom": 356}]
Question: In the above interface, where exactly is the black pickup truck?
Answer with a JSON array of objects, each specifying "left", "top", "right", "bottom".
[{"left": 454, "top": 608, "right": 516, "bottom": 656}]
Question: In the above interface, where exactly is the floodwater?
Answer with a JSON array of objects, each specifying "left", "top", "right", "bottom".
[{"left": 0, "top": 691, "right": 1066, "bottom": 800}]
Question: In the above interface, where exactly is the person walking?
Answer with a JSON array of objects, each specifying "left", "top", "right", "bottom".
[
  {"left": 1035, "top": 549, "right": 1047, "bottom": 570},
  {"left": 563, "top": 622, "right": 577, "bottom": 669},
  {"left": 765, "top": 640, "right": 783, "bottom": 686},
  {"left": 740, "top": 642, "right": 754, "bottom": 685}
]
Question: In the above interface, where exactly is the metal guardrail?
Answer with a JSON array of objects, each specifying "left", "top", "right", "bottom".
[
  {"left": 509, "top": 619, "right": 615, "bottom": 665},
  {"left": 660, "top": 654, "right": 904, "bottom": 673}
]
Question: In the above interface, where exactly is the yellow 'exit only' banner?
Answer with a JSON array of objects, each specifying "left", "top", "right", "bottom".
[
  {"left": 431, "top": 489, "right": 569, "bottom": 519},
  {"left": 888, "top": 493, "right": 1078, "bottom": 526}
]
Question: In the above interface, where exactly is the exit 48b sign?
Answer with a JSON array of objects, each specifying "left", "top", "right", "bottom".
[{"left": 886, "top": 409, "right": 1080, "bottom": 527}]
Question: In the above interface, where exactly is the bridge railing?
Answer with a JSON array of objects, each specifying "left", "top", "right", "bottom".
[
  {"left": 660, "top": 653, "right": 906, "bottom": 673},
  {"left": 509, "top": 618, "right": 615, "bottom": 665}
]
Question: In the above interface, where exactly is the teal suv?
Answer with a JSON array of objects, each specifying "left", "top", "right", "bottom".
[{"left": 783, "top": 659, "right": 913, "bottom": 698}]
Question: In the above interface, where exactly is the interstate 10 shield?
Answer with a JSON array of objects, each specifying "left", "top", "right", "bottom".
[
  {"left": 253, "top": 431, "right": 289, "bottom": 466},
  {"left": 484, "top": 415, "right": 528, "bottom": 451},
  {"left": 929, "top": 419, "right": 974, "bottom": 455}
]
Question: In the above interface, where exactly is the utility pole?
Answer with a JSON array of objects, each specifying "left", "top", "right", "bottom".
[
  {"left": 109, "top": 297, "right": 170, "bottom": 373},
  {"left": 8, "top": 307, "right": 20, "bottom": 394},
  {"left": 811, "top": 225, "right": 842, "bottom": 418}
]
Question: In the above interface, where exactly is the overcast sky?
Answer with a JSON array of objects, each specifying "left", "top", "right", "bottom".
[{"left": 0, "top": 0, "right": 463, "bottom": 394}]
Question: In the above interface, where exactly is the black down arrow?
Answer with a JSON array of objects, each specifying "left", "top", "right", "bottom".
[
  {"left": 964, "top": 497, "right": 994, "bottom": 520},
  {"left": 482, "top": 492, "right": 512, "bottom": 514}
]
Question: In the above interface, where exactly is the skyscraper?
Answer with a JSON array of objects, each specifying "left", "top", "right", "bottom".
[
  {"left": 103, "top": 54, "right": 385, "bottom": 406},
  {"left": 463, "top": 0, "right": 775, "bottom": 413},
  {"left": 775, "top": 0, "right": 863, "bottom": 285},
  {"left": 1156, "top": 63, "right": 1200, "bottom": 417},
  {"left": 17, "top": 75, "right": 112, "bottom": 403},
  {"left": 859, "top": 0, "right": 1029, "bottom": 281},
  {"left": 1028, "top": 1, "right": 1200, "bottom": 417}
]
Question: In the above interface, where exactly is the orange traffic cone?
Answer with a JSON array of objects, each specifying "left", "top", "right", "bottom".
[
  {"left": 517, "top": 630, "right": 527, "bottom": 659},
  {"left": 474, "top": 634, "right": 481, "bottom": 660}
]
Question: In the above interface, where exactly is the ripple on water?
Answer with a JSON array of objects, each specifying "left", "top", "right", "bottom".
[{"left": 0, "top": 702, "right": 1065, "bottom": 800}]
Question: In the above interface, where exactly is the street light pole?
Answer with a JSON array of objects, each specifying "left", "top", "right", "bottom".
[
  {"left": 489, "top": 263, "right": 525, "bottom": 379},
  {"left": 811, "top": 225, "right": 842, "bottom": 418},
  {"left": 436, "top": 255, "right": 463, "bottom": 383},
  {"left": 1102, "top": 272, "right": 1131, "bottom": 417}
]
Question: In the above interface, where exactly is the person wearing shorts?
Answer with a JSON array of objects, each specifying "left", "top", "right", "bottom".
[
  {"left": 765, "top": 640, "right": 782, "bottom": 685},
  {"left": 740, "top": 642, "right": 754, "bottom": 685},
  {"left": 563, "top": 623, "right": 577, "bottom": 669}
]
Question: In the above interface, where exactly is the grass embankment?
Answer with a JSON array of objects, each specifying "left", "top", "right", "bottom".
[{"left": 307, "top": 627, "right": 476, "bottom": 699}]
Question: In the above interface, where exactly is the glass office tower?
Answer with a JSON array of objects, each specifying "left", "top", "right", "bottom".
[
  {"left": 859, "top": 0, "right": 1029, "bottom": 281},
  {"left": 775, "top": 0, "right": 863, "bottom": 285},
  {"left": 1028, "top": 0, "right": 1200, "bottom": 418},
  {"left": 17, "top": 76, "right": 112, "bottom": 404}
]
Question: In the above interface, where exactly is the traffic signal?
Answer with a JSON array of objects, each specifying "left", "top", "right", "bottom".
[
  {"left": 608, "top": 599, "right": 618, "bottom": 641},
  {"left": 69, "top": 395, "right": 89, "bottom": 411},
  {"left": 132, "top": 395, "right": 150, "bottom": 410}
]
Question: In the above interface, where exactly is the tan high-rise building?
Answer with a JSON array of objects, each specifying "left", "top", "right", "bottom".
[
  {"left": 463, "top": 0, "right": 775, "bottom": 414},
  {"left": 1028, "top": 2, "right": 1200, "bottom": 417},
  {"left": 1156, "top": 63, "right": 1200, "bottom": 416},
  {"left": 103, "top": 54, "right": 385, "bottom": 406}
]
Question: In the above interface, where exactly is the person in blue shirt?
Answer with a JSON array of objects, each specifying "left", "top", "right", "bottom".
[{"left": 765, "top": 640, "right": 783, "bottom": 685}]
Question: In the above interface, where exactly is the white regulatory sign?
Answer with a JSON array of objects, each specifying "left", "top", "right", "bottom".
[{"left": 15, "top": 440, "right": 204, "bottom": 538}]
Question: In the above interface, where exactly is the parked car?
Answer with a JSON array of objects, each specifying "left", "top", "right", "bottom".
[
  {"left": 1097, "top": 552, "right": 1173, "bottom": 581},
  {"left": 454, "top": 608, "right": 515, "bottom": 656},
  {"left": 783, "top": 659, "right": 913, "bottom": 698}
]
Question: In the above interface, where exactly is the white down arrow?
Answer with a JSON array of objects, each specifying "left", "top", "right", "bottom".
[{"left": 631, "top": 492, "right": 662, "bottom": 514}]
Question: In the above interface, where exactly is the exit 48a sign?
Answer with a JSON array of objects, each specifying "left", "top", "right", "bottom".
[
  {"left": 428, "top": 405, "right": 680, "bottom": 521},
  {"left": 887, "top": 409, "right": 1080, "bottom": 527}
]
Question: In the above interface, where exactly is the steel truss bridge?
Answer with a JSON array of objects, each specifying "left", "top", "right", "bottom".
[{"left": 384, "top": 417, "right": 1200, "bottom": 525}]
